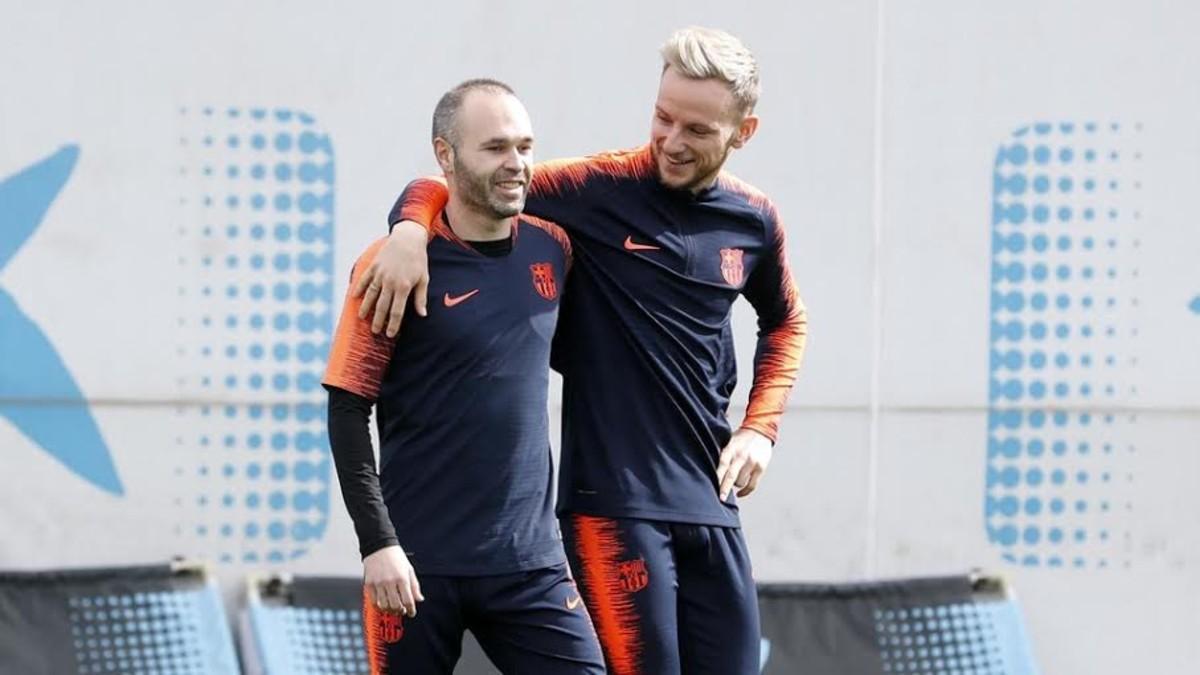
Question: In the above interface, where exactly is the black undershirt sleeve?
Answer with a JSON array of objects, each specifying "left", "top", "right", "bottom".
[{"left": 326, "top": 385, "right": 399, "bottom": 559}]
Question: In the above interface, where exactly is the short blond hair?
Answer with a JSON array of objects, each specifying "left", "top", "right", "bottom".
[{"left": 660, "top": 26, "right": 761, "bottom": 116}]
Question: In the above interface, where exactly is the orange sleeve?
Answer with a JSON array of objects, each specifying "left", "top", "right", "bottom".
[
  {"left": 519, "top": 147, "right": 655, "bottom": 229},
  {"left": 322, "top": 238, "right": 397, "bottom": 400},
  {"left": 388, "top": 175, "right": 449, "bottom": 232},
  {"left": 739, "top": 201, "right": 808, "bottom": 442},
  {"left": 528, "top": 146, "right": 654, "bottom": 199},
  {"left": 387, "top": 148, "right": 652, "bottom": 235}
]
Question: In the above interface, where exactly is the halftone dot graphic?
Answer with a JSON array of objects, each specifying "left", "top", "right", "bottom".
[
  {"left": 874, "top": 603, "right": 1008, "bottom": 675},
  {"left": 177, "top": 108, "right": 335, "bottom": 563},
  {"left": 1032, "top": 205, "right": 1049, "bottom": 224},
  {"left": 68, "top": 589, "right": 237, "bottom": 674},
  {"left": 253, "top": 605, "right": 367, "bottom": 675},
  {"left": 987, "top": 121, "right": 1140, "bottom": 569}
]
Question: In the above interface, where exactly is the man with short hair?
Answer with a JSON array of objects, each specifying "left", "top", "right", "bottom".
[
  {"left": 324, "top": 78, "right": 603, "bottom": 674},
  {"left": 357, "top": 27, "right": 808, "bottom": 674}
]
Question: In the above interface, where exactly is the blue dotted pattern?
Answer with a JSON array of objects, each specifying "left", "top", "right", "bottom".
[
  {"left": 68, "top": 588, "right": 239, "bottom": 674},
  {"left": 987, "top": 121, "right": 1141, "bottom": 569},
  {"left": 875, "top": 603, "right": 1005, "bottom": 675},
  {"left": 250, "top": 604, "right": 367, "bottom": 674},
  {"left": 177, "top": 107, "right": 334, "bottom": 564}
]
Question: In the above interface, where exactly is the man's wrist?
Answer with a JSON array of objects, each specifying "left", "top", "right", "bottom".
[
  {"left": 389, "top": 219, "right": 431, "bottom": 242},
  {"left": 738, "top": 423, "right": 776, "bottom": 445},
  {"left": 360, "top": 536, "right": 400, "bottom": 559}
]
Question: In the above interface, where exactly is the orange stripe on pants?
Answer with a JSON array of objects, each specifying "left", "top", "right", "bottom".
[
  {"left": 572, "top": 515, "right": 643, "bottom": 675},
  {"left": 361, "top": 587, "right": 398, "bottom": 675}
]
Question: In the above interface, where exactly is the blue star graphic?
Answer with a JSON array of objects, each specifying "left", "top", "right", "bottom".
[{"left": 1, "top": 145, "right": 124, "bottom": 495}]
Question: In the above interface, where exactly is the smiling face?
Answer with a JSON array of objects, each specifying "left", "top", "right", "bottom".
[
  {"left": 437, "top": 89, "right": 534, "bottom": 219},
  {"left": 649, "top": 65, "right": 759, "bottom": 193}
]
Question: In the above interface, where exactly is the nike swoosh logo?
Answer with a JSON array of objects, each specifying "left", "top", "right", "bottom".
[
  {"left": 623, "top": 236, "right": 661, "bottom": 251},
  {"left": 443, "top": 289, "right": 480, "bottom": 307},
  {"left": 566, "top": 594, "right": 584, "bottom": 610}
]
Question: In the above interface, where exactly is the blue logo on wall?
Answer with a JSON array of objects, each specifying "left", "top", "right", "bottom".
[
  {"left": 175, "top": 107, "right": 335, "bottom": 564},
  {"left": 0, "top": 145, "right": 124, "bottom": 495},
  {"left": 985, "top": 121, "right": 1140, "bottom": 569}
]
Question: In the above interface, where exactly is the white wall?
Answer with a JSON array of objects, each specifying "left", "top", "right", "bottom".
[{"left": 2, "top": 1, "right": 1196, "bottom": 673}]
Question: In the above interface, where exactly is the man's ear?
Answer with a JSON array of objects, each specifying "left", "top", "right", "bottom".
[
  {"left": 730, "top": 114, "right": 759, "bottom": 149},
  {"left": 433, "top": 137, "right": 455, "bottom": 173}
]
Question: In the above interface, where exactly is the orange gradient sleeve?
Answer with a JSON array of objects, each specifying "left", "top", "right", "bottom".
[
  {"left": 388, "top": 147, "right": 653, "bottom": 234},
  {"left": 388, "top": 175, "right": 448, "bottom": 231},
  {"left": 528, "top": 146, "right": 654, "bottom": 200},
  {"left": 739, "top": 200, "right": 808, "bottom": 443},
  {"left": 323, "top": 238, "right": 397, "bottom": 399}
]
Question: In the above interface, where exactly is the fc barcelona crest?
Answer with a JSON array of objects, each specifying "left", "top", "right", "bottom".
[
  {"left": 530, "top": 262, "right": 558, "bottom": 300},
  {"left": 719, "top": 248, "right": 745, "bottom": 287},
  {"left": 378, "top": 611, "right": 404, "bottom": 643},
  {"left": 617, "top": 558, "right": 649, "bottom": 593}
]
